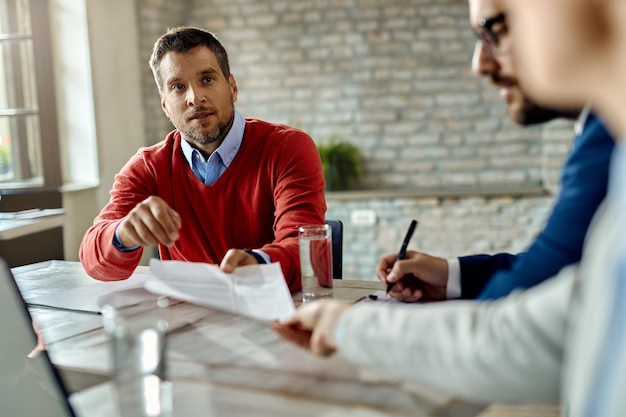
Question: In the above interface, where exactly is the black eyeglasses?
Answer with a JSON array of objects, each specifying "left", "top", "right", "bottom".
[{"left": 473, "top": 13, "right": 507, "bottom": 55}]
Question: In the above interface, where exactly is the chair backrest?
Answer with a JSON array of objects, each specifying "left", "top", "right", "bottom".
[{"left": 325, "top": 219, "right": 343, "bottom": 279}]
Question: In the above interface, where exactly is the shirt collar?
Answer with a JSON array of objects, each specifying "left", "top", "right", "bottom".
[
  {"left": 180, "top": 111, "right": 245, "bottom": 167},
  {"left": 574, "top": 104, "right": 592, "bottom": 137}
]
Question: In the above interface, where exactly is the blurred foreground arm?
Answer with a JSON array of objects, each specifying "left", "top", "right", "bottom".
[
  {"left": 275, "top": 266, "right": 574, "bottom": 404},
  {"left": 272, "top": 300, "right": 351, "bottom": 356}
]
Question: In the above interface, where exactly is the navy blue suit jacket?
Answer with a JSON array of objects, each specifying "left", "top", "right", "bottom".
[{"left": 459, "top": 113, "right": 615, "bottom": 300}]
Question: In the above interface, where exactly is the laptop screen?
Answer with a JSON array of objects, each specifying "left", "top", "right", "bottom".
[{"left": 0, "top": 258, "right": 76, "bottom": 417}]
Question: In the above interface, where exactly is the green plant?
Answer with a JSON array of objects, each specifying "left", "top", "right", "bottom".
[{"left": 317, "top": 140, "right": 363, "bottom": 191}]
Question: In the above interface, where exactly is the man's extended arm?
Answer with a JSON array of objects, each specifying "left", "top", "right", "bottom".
[
  {"left": 80, "top": 148, "right": 159, "bottom": 281},
  {"left": 337, "top": 267, "right": 573, "bottom": 403}
]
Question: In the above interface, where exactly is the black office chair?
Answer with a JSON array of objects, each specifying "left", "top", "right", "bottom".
[{"left": 325, "top": 219, "right": 343, "bottom": 279}]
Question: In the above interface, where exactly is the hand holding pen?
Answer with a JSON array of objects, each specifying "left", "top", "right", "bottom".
[
  {"left": 377, "top": 221, "right": 449, "bottom": 302},
  {"left": 386, "top": 220, "right": 418, "bottom": 293}
]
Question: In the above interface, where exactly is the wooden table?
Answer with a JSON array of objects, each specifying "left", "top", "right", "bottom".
[{"left": 12, "top": 261, "right": 559, "bottom": 417}]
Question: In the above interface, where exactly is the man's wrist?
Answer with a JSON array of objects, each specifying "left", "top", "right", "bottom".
[
  {"left": 113, "top": 226, "right": 140, "bottom": 252},
  {"left": 244, "top": 249, "right": 268, "bottom": 264}
]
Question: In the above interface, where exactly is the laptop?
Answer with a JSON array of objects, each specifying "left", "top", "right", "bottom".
[{"left": 0, "top": 258, "right": 77, "bottom": 416}]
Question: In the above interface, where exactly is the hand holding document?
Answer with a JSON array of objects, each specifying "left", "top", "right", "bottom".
[
  {"left": 145, "top": 259, "right": 295, "bottom": 322},
  {"left": 21, "top": 260, "right": 295, "bottom": 321}
]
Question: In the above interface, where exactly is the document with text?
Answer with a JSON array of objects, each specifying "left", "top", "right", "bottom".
[{"left": 145, "top": 259, "right": 295, "bottom": 322}]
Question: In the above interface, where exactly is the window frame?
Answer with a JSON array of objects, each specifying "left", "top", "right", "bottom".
[{"left": 0, "top": 0, "right": 61, "bottom": 191}]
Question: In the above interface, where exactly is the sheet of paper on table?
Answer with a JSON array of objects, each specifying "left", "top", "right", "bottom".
[
  {"left": 24, "top": 267, "right": 152, "bottom": 314},
  {"left": 145, "top": 259, "right": 295, "bottom": 322}
]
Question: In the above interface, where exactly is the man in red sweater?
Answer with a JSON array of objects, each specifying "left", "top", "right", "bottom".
[{"left": 79, "top": 27, "right": 326, "bottom": 291}]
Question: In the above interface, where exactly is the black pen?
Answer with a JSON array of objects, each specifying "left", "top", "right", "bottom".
[{"left": 386, "top": 219, "right": 418, "bottom": 293}]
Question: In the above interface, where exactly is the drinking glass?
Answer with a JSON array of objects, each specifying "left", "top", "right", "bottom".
[
  {"left": 299, "top": 224, "right": 333, "bottom": 303},
  {"left": 102, "top": 298, "right": 172, "bottom": 417}
]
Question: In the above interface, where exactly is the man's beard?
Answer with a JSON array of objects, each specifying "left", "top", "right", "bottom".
[
  {"left": 182, "top": 109, "right": 234, "bottom": 146},
  {"left": 185, "top": 123, "right": 224, "bottom": 145},
  {"left": 499, "top": 75, "right": 580, "bottom": 125},
  {"left": 516, "top": 98, "right": 579, "bottom": 126},
  {"left": 515, "top": 99, "right": 560, "bottom": 125}
]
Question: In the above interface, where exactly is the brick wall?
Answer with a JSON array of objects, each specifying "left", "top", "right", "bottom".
[
  {"left": 135, "top": 0, "right": 575, "bottom": 280},
  {"left": 326, "top": 193, "right": 552, "bottom": 280}
]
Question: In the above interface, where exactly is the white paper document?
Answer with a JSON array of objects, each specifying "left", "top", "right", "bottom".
[
  {"left": 24, "top": 270, "right": 153, "bottom": 314},
  {"left": 145, "top": 259, "right": 295, "bottom": 322}
]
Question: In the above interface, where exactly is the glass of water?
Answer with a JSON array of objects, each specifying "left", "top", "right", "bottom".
[{"left": 299, "top": 224, "right": 333, "bottom": 303}]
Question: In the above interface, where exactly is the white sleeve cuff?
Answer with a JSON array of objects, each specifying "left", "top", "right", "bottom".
[
  {"left": 253, "top": 249, "right": 271, "bottom": 264},
  {"left": 446, "top": 258, "right": 461, "bottom": 299}
]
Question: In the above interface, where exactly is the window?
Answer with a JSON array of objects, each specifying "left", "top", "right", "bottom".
[{"left": 0, "top": 0, "right": 60, "bottom": 189}]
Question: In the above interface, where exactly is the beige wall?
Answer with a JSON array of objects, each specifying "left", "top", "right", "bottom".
[{"left": 52, "top": 0, "right": 146, "bottom": 261}]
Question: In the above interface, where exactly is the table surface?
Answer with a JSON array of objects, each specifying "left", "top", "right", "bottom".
[
  {"left": 0, "top": 213, "right": 65, "bottom": 240},
  {"left": 13, "top": 260, "right": 560, "bottom": 417}
]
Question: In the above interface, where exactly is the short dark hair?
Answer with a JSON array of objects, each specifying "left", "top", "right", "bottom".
[{"left": 149, "top": 27, "right": 231, "bottom": 91}]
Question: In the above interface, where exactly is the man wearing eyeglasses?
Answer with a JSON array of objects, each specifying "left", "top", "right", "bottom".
[
  {"left": 377, "top": 0, "right": 615, "bottom": 302},
  {"left": 274, "top": 0, "right": 620, "bottom": 404}
]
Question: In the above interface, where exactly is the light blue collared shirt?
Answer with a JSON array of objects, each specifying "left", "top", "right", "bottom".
[
  {"left": 180, "top": 111, "right": 270, "bottom": 263},
  {"left": 180, "top": 111, "right": 245, "bottom": 185},
  {"left": 114, "top": 111, "right": 269, "bottom": 263}
]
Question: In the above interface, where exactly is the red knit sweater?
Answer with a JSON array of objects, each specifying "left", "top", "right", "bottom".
[{"left": 79, "top": 119, "right": 326, "bottom": 291}]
